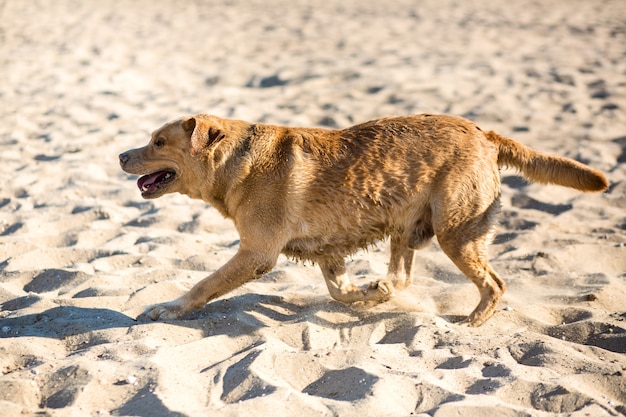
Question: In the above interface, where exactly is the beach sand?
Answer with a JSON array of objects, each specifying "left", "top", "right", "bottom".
[{"left": 1, "top": 0, "right": 625, "bottom": 415}]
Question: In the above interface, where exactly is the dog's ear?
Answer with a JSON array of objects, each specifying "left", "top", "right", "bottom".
[{"left": 182, "top": 117, "right": 226, "bottom": 156}]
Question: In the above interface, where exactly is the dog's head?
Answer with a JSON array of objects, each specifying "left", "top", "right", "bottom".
[{"left": 119, "top": 115, "right": 228, "bottom": 199}]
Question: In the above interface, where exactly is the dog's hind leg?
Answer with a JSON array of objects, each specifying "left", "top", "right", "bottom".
[
  {"left": 386, "top": 236, "right": 416, "bottom": 291},
  {"left": 320, "top": 257, "right": 395, "bottom": 308},
  {"left": 435, "top": 201, "right": 506, "bottom": 327},
  {"left": 441, "top": 238, "right": 505, "bottom": 327},
  {"left": 386, "top": 217, "right": 435, "bottom": 291}
]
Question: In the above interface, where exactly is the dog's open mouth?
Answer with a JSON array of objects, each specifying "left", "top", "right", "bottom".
[{"left": 137, "top": 170, "right": 176, "bottom": 196}]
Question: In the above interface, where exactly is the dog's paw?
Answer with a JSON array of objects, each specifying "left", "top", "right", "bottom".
[
  {"left": 458, "top": 312, "right": 489, "bottom": 327},
  {"left": 351, "top": 280, "right": 396, "bottom": 310},
  {"left": 458, "top": 317, "right": 479, "bottom": 327},
  {"left": 139, "top": 300, "right": 188, "bottom": 321},
  {"left": 369, "top": 279, "right": 395, "bottom": 297}
]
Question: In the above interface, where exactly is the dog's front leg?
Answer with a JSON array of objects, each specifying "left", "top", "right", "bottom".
[{"left": 142, "top": 249, "right": 277, "bottom": 320}]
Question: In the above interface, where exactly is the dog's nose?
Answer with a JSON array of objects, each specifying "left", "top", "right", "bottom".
[{"left": 119, "top": 152, "right": 129, "bottom": 166}]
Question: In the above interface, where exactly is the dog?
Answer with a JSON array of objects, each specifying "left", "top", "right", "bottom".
[{"left": 119, "top": 114, "right": 607, "bottom": 326}]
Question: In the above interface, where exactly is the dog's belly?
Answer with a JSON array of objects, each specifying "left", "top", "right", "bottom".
[
  {"left": 282, "top": 234, "right": 385, "bottom": 262},
  {"left": 282, "top": 230, "right": 386, "bottom": 262},
  {"left": 281, "top": 206, "right": 426, "bottom": 262}
]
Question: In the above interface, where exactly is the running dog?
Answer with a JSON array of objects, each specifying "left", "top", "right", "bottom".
[{"left": 119, "top": 114, "right": 607, "bottom": 326}]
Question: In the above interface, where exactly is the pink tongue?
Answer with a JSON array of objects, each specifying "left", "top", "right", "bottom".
[{"left": 137, "top": 171, "right": 166, "bottom": 190}]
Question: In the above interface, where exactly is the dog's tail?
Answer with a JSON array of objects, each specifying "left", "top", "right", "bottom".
[{"left": 485, "top": 131, "right": 608, "bottom": 192}]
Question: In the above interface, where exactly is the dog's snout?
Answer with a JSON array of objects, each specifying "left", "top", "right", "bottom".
[{"left": 119, "top": 152, "right": 129, "bottom": 166}]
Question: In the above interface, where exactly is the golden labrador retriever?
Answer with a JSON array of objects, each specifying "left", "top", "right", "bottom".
[{"left": 119, "top": 114, "right": 607, "bottom": 326}]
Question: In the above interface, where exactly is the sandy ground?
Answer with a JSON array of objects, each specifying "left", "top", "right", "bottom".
[{"left": 1, "top": 0, "right": 625, "bottom": 416}]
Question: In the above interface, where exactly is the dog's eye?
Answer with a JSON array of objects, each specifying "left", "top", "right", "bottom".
[{"left": 154, "top": 139, "right": 165, "bottom": 148}]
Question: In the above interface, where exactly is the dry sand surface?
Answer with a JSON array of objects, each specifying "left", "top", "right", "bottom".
[{"left": 1, "top": 0, "right": 626, "bottom": 415}]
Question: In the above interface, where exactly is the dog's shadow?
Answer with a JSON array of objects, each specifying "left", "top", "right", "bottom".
[
  {"left": 0, "top": 293, "right": 426, "bottom": 342},
  {"left": 0, "top": 305, "right": 135, "bottom": 340},
  {"left": 146, "top": 293, "right": 428, "bottom": 339}
]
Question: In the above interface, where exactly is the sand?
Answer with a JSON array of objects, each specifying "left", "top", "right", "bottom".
[{"left": 1, "top": 0, "right": 625, "bottom": 415}]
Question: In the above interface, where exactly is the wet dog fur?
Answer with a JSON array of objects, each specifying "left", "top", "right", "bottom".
[{"left": 119, "top": 114, "right": 608, "bottom": 326}]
